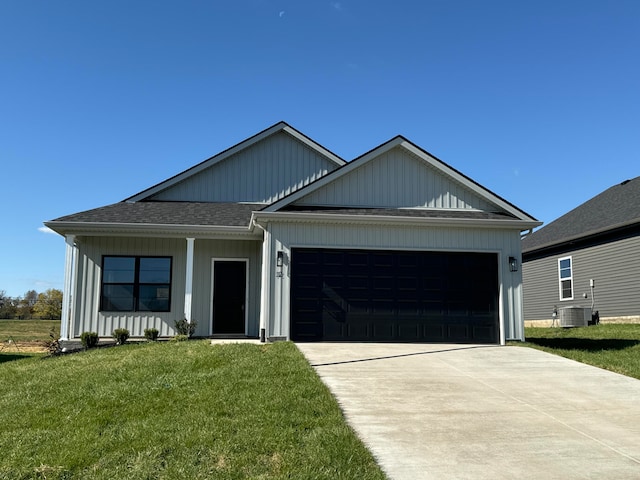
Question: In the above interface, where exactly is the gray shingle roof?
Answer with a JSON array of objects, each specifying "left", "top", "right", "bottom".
[
  {"left": 49, "top": 202, "right": 265, "bottom": 227},
  {"left": 522, "top": 176, "right": 640, "bottom": 253}
]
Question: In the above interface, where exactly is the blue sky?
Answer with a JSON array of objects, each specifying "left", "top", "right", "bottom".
[{"left": 1, "top": 0, "right": 638, "bottom": 298}]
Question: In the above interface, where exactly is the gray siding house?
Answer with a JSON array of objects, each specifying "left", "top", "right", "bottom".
[
  {"left": 46, "top": 122, "right": 539, "bottom": 344},
  {"left": 522, "top": 177, "right": 640, "bottom": 324}
]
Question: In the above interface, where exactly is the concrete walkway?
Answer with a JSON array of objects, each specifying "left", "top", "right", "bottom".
[{"left": 296, "top": 343, "right": 640, "bottom": 480}]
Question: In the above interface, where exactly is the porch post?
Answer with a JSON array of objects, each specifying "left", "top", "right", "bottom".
[
  {"left": 60, "top": 234, "right": 76, "bottom": 341},
  {"left": 259, "top": 226, "right": 271, "bottom": 342},
  {"left": 184, "top": 238, "right": 195, "bottom": 323}
]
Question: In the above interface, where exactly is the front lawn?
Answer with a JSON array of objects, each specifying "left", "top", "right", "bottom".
[
  {"left": 522, "top": 324, "right": 640, "bottom": 380},
  {"left": 0, "top": 341, "right": 386, "bottom": 480}
]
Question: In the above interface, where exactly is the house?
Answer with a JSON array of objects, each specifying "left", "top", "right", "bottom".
[
  {"left": 522, "top": 176, "right": 640, "bottom": 325},
  {"left": 45, "top": 122, "right": 540, "bottom": 344}
]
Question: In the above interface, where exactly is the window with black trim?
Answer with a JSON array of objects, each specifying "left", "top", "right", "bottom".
[
  {"left": 101, "top": 256, "right": 172, "bottom": 312},
  {"left": 558, "top": 256, "right": 573, "bottom": 301}
]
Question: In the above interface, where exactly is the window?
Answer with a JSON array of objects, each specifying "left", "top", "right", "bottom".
[
  {"left": 558, "top": 256, "right": 573, "bottom": 300},
  {"left": 101, "top": 256, "right": 172, "bottom": 312}
]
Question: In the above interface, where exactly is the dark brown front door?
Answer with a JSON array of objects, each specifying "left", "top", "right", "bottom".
[{"left": 212, "top": 260, "right": 246, "bottom": 334}]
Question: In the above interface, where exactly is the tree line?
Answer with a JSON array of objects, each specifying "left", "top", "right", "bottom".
[{"left": 0, "top": 289, "right": 63, "bottom": 320}]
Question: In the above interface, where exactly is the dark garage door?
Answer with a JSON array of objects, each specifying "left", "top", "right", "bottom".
[{"left": 290, "top": 248, "right": 499, "bottom": 343}]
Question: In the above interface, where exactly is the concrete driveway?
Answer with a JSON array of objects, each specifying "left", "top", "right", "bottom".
[{"left": 296, "top": 343, "right": 640, "bottom": 480}]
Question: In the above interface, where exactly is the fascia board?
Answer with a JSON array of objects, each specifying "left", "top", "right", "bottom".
[
  {"left": 263, "top": 137, "right": 405, "bottom": 213},
  {"left": 125, "top": 122, "right": 345, "bottom": 203},
  {"left": 252, "top": 211, "right": 542, "bottom": 231},
  {"left": 43, "top": 221, "right": 260, "bottom": 239}
]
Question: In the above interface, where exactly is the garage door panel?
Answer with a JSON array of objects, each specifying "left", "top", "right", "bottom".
[{"left": 291, "top": 248, "right": 499, "bottom": 343}]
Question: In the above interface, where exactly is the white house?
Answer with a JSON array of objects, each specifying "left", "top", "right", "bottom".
[{"left": 45, "top": 122, "right": 540, "bottom": 344}]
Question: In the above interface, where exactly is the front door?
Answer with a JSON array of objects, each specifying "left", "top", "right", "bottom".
[{"left": 212, "top": 260, "right": 247, "bottom": 334}]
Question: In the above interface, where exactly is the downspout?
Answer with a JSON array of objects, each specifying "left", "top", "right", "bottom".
[{"left": 252, "top": 219, "right": 270, "bottom": 343}]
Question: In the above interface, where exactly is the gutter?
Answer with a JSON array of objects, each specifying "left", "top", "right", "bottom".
[
  {"left": 252, "top": 211, "right": 541, "bottom": 231},
  {"left": 43, "top": 221, "right": 260, "bottom": 238}
]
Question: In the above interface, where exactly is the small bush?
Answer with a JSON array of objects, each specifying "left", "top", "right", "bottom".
[
  {"left": 45, "top": 326, "right": 62, "bottom": 356},
  {"left": 171, "top": 334, "right": 188, "bottom": 342},
  {"left": 112, "top": 328, "right": 130, "bottom": 345},
  {"left": 80, "top": 331, "right": 99, "bottom": 349},
  {"left": 174, "top": 318, "right": 197, "bottom": 337},
  {"left": 144, "top": 328, "right": 159, "bottom": 341}
]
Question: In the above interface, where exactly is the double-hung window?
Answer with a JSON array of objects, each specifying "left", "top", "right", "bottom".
[
  {"left": 558, "top": 256, "right": 573, "bottom": 301},
  {"left": 101, "top": 256, "right": 172, "bottom": 312}
]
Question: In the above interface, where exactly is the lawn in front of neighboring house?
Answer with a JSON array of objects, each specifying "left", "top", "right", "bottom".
[
  {"left": 0, "top": 340, "right": 386, "bottom": 480},
  {"left": 522, "top": 324, "right": 640, "bottom": 380}
]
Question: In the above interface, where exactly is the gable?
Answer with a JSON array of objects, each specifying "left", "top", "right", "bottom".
[
  {"left": 147, "top": 131, "right": 340, "bottom": 204},
  {"left": 293, "top": 145, "right": 497, "bottom": 211}
]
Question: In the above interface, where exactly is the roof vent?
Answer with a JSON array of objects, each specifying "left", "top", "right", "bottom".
[{"left": 620, "top": 179, "right": 631, "bottom": 186}]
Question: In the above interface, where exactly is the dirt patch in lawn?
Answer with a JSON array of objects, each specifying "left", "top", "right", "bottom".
[{"left": 0, "top": 341, "right": 47, "bottom": 353}]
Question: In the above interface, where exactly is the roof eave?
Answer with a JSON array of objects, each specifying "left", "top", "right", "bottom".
[
  {"left": 44, "top": 221, "right": 260, "bottom": 239},
  {"left": 252, "top": 211, "right": 541, "bottom": 230},
  {"left": 522, "top": 218, "right": 640, "bottom": 254}
]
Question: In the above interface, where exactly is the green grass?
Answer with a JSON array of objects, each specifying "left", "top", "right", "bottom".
[
  {"left": 0, "top": 341, "right": 386, "bottom": 480},
  {"left": 522, "top": 324, "right": 640, "bottom": 380},
  {"left": 0, "top": 319, "right": 59, "bottom": 342}
]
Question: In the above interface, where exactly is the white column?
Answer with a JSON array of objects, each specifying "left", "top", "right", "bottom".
[
  {"left": 60, "top": 234, "right": 76, "bottom": 340},
  {"left": 258, "top": 226, "right": 271, "bottom": 341},
  {"left": 184, "top": 238, "right": 195, "bottom": 323}
]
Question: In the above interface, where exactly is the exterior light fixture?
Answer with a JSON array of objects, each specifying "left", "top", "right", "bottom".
[
  {"left": 276, "top": 251, "right": 284, "bottom": 277},
  {"left": 508, "top": 256, "right": 518, "bottom": 272}
]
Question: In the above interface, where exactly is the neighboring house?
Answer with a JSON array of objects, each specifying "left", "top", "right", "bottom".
[
  {"left": 45, "top": 122, "right": 539, "bottom": 344},
  {"left": 522, "top": 176, "right": 640, "bottom": 324}
]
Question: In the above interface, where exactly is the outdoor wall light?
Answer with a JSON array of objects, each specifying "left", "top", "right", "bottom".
[
  {"left": 276, "top": 251, "right": 284, "bottom": 278},
  {"left": 508, "top": 256, "right": 518, "bottom": 272}
]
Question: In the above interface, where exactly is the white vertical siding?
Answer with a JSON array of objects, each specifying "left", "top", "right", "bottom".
[
  {"left": 70, "top": 236, "right": 262, "bottom": 338},
  {"left": 191, "top": 239, "right": 262, "bottom": 337},
  {"left": 148, "top": 132, "right": 338, "bottom": 203},
  {"left": 296, "top": 147, "right": 497, "bottom": 211},
  {"left": 265, "top": 221, "right": 524, "bottom": 341},
  {"left": 72, "top": 237, "right": 186, "bottom": 338}
]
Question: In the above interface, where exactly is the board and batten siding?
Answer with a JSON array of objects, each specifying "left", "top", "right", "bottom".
[
  {"left": 70, "top": 236, "right": 263, "bottom": 338},
  {"left": 296, "top": 146, "right": 496, "bottom": 210},
  {"left": 263, "top": 220, "right": 525, "bottom": 342},
  {"left": 149, "top": 132, "right": 338, "bottom": 204},
  {"left": 71, "top": 237, "right": 186, "bottom": 338},
  {"left": 523, "top": 235, "right": 640, "bottom": 321},
  {"left": 191, "top": 239, "right": 262, "bottom": 337}
]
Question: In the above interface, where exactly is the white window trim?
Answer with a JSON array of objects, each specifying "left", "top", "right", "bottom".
[{"left": 558, "top": 256, "right": 573, "bottom": 301}]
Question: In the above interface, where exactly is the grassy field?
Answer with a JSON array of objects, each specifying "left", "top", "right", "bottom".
[
  {"left": 0, "top": 319, "right": 58, "bottom": 342},
  {"left": 522, "top": 324, "right": 640, "bottom": 380},
  {"left": 0, "top": 341, "right": 386, "bottom": 480}
]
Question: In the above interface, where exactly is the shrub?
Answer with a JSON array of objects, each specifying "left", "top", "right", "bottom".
[
  {"left": 171, "top": 334, "right": 188, "bottom": 342},
  {"left": 144, "top": 328, "right": 159, "bottom": 341},
  {"left": 112, "top": 328, "right": 130, "bottom": 345},
  {"left": 80, "top": 331, "right": 99, "bottom": 349},
  {"left": 174, "top": 318, "right": 197, "bottom": 337},
  {"left": 45, "top": 326, "right": 62, "bottom": 356}
]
